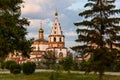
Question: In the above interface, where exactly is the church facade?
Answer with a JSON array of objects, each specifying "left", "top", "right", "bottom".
[{"left": 30, "top": 12, "right": 68, "bottom": 62}]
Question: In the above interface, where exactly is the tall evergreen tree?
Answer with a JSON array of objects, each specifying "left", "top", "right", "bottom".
[
  {"left": 0, "top": 0, "right": 32, "bottom": 60},
  {"left": 72, "top": 0, "right": 120, "bottom": 80}
]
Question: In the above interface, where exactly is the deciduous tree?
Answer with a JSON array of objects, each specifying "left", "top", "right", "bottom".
[{"left": 43, "top": 51, "right": 57, "bottom": 69}]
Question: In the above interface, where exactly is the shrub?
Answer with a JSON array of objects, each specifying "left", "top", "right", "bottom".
[
  {"left": 22, "top": 62, "right": 36, "bottom": 75},
  {"left": 1, "top": 62, "right": 5, "bottom": 69},
  {"left": 10, "top": 64, "right": 21, "bottom": 74},
  {"left": 4, "top": 60, "right": 16, "bottom": 70}
]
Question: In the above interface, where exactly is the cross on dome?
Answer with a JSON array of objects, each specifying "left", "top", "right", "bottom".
[{"left": 39, "top": 21, "right": 44, "bottom": 33}]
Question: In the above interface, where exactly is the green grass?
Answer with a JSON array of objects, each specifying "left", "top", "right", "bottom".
[{"left": 0, "top": 72, "right": 120, "bottom": 80}]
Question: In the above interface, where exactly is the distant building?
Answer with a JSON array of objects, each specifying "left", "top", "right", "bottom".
[
  {"left": 30, "top": 12, "right": 68, "bottom": 63},
  {"left": 5, "top": 50, "right": 27, "bottom": 64},
  {"left": 5, "top": 12, "right": 68, "bottom": 64},
  {"left": 30, "top": 22, "right": 48, "bottom": 62}
]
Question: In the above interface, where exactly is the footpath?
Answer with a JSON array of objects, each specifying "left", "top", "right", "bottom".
[{"left": 0, "top": 69, "right": 120, "bottom": 76}]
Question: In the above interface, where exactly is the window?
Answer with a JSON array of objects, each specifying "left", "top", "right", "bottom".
[
  {"left": 59, "top": 52, "right": 63, "bottom": 58},
  {"left": 33, "top": 47, "right": 36, "bottom": 49},
  {"left": 59, "top": 38, "right": 62, "bottom": 42},
  {"left": 54, "top": 37, "right": 56, "bottom": 42},
  {"left": 54, "top": 31, "right": 56, "bottom": 34}
]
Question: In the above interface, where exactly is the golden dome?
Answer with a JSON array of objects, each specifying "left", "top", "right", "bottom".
[{"left": 39, "top": 28, "right": 44, "bottom": 33}]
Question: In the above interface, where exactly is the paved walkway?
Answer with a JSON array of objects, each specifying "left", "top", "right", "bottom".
[
  {"left": 0, "top": 69, "right": 120, "bottom": 76},
  {"left": 35, "top": 69, "right": 120, "bottom": 76}
]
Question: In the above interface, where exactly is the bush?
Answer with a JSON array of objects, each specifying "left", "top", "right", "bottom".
[
  {"left": 10, "top": 64, "right": 21, "bottom": 74},
  {"left": 4, "top": 60, "right": 16, "bottom": 70},
  {"left": 22, "top": 62, "right": 36, "bottom": 75},
  {"left": 1, "top": 62, "right": 5, "bottom": 69}
]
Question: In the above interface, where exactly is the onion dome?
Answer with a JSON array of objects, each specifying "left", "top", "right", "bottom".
[
  {"left": 55, "top": 11, "right": 58, "bottom": 16},
  {"left": 39, "top": 28, "right": 44, "bottom": 33}
]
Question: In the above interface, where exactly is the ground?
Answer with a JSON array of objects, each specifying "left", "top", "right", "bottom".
[{"left": 0, "top": 72, "right": 120, "bottom": 80}]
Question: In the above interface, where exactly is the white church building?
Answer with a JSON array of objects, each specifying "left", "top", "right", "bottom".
[{"left": 30, "top": 12, "right": 68, "bottom": 62}]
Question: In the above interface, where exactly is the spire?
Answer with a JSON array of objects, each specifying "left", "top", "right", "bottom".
[
  {"left": 48, "top": 11, "right": 65, "bottom": 48},
  {"left": 40, "top": 21, "right": 42, "bottom": 29},
  {"left": 55, "top": 9, "right": 58, "bottom": 19},
  {"left": 50, "top": 11, "right": 63, "bottom": 35},
  {"left": 55, "top": 11, "right": 58, "bottom": 17}
]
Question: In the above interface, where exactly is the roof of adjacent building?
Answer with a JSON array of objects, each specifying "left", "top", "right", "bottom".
[{"left": 34, "top": 39, "right": 48, "bottom": 42}]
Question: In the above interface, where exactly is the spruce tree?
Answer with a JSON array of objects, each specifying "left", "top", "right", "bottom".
[
  {"left": 0, "top": 0, "right": 32, "bottom": 60},
  {"left": 72, "top": 0, "right": 120, "bottom": 80}
]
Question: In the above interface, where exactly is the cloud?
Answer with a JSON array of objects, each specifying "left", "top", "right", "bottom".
[
  {"left": 26, "top": 19, "right": 52, "bottom": 39},
  {"left": 115, "top": 0, "right": 120, "bottom": 8},
  {"left": 26, "top": 32, "right": 38, "bottom": 39},
  {"left": 22, "top": 0, "right": 120, "bottom": 49},
  {"left": 21, "top": 3, "right": 41, "bottom": 15},
  {"left": 65, "top": 41, "right": 78, "bottom": 49},
  {"left": 21, "top": 0, "right": 83, "bottom": 49},
  {"left": 21, "top": 0, "right": 80, "bottom": 19},
  {"left": 67, "top": 0, "right": 87, "bottom": 11},
  {"left": 64, "top": 32, "right": 77, "bottom": 37}
]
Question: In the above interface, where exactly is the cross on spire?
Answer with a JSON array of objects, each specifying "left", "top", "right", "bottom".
[{"left": 40, "top": 21, "right": 42, "bottom": 29}]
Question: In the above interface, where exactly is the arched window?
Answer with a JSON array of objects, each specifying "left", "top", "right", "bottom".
[
  {"left": 59, "top": 38, "right": 62, "bottom": 42},
  {"left": 54, "top": 37, "right": 56, "bottom": 42},
  {"left": 59, "top": 52, "right": 63, "bottom": 58},
  {"left": 54, "top": 31, "right": 56, "bottom": 34}
]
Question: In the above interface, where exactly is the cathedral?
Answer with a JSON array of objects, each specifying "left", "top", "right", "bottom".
[
  {"left": 5, "top": 12, "right": 68, "bottom": 64},
  {"left": 30, "top": 12, "right": 68, "bottom": 62}
]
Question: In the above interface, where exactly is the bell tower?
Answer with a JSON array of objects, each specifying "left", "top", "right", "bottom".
[
  {"left": 47, "top": 11, "right": 68, "bottom": 59},
  {"left": 49, "top": 12, "right": 65, "bottom": 48}
]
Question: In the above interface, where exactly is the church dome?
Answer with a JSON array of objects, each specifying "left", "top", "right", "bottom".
[
  {"left": 39, "top": 28, "right": 44, "bottom": 33},
  {"left": 55, "top": 12, "right": 58, "bottom": 16}
]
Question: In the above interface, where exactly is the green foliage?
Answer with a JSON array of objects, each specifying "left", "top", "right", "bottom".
[
  {"left": 0, "top": 72, "right": 119, "bottom": 80},
  {"left": 22, "top": 62, "right": 36, "bottom": 75},
  {"left": 0, "top": 0, "right": 32, "bottom": 59},
  {"left": 1, "top": 62, "right": 5, "bottom": 69},
  {"left": 72, "top": 61, "right": 80, "bottom": 71},
  {"left": 10, "top": 64, "right": 21, "bottom": 74},
  {"left": 4, "top": 60, "right": 16, "bottom": 70},
  {"left": 49, "top": 72, "right": 57, "bottom": 80},
  {"left": 43, "top": 51, "right": 57, "bottom": 69},
  {"left": 73, "top": 0, "right": 120, "bottom": 80},
  {"left": 60, "top": 53, "right": 73, "bottom": 73}
]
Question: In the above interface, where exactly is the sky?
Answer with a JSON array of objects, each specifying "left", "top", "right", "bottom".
[{"left": 21, "top": 0, "right": 120, "bottom": 50}]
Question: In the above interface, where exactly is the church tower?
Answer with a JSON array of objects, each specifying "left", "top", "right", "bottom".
[
  {"left": 47, "top": 12, "right": 68, "bottom": 59},
  {"left": 30, "top": 22, "right": 48, "bottom": 61},
  {"left": 39, "top": 22, "right": 44, "bottom": 39},
  {"left": 49, "top": 12, "right": 65, "bottom": 48}
]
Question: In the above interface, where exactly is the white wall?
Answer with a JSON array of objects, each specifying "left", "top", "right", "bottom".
[{"left": 32, "top": 44, "right": 48, "bottom": 51}]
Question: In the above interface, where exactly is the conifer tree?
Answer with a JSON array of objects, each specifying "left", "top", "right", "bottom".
[
  {"left": 72, "top": 0, "right": 120, "bottom": 80},
  {"left": 0, "top": 0, "right": 32, "bottom": 59}
]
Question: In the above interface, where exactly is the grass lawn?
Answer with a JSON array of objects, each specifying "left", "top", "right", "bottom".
[{"left": 0, "top": 72, "right": 120, "bottom": 80}]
